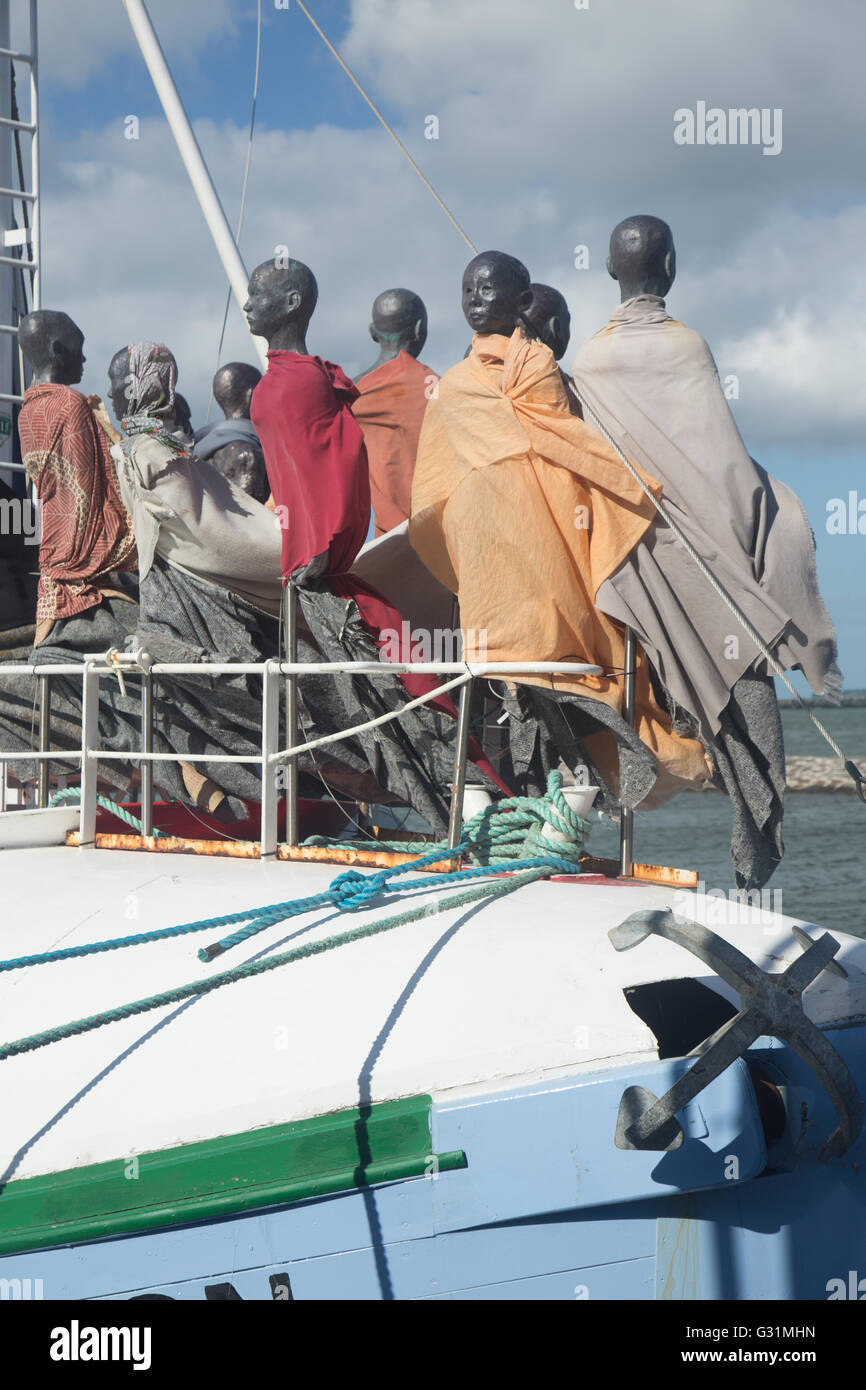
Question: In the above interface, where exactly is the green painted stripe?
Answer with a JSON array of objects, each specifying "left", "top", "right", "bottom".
[{"left": 0, "top": 1095, "right": 466, "bottom": 1257}]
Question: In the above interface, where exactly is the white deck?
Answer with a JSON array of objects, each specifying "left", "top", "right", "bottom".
[{"left": 0, "top": 842, "right": 864, "bottom": 1182}]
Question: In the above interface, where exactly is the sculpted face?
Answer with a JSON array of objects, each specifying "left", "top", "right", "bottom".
[
  {"left": 243, "top": 265, "right": 290, "bottom": 340},
  {"left": 108, "top": 349, "right": 130, "bottom": 421},
  {"left": 242, "top": 259, "right": 317, "bottom": 346},
  {"left": 461, "top": 254, "right": 532, "bottom": 337}
]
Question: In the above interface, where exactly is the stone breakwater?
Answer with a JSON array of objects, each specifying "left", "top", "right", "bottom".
[
  {"left": 695, "top": 757, "right": 865, "bottom": 792},
  {"left": 566, "top": 756, "right": 866, "bottom": 795},
  {"left": 690, "top": 757, "right": 866, "bottom": 792},
  {"left": 783, "top": 756, "right": 866, "bottom": 792}
]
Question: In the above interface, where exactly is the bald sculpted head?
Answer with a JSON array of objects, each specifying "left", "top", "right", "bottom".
[
  {"left": 607, "top": 216, "right": 676, "bottom": 302},
  {"left": 213, "top": 362, "right": 262, "bottom": 420},
  {"left": 19, "top": 310, "right": 85, "bottom": 385},
  {"left": 461, "top": 251, "right": 532, "bottom": 338},
  {"left": 356, "top": 287, "right": 429, "bottom": 380},
  {"left": 370, "top": 288, "right": 427, "bottom": 357},
  {"left": 525, "top": 283, "right": 571, "bottom": 360},
  {"left": 243, "top": 257, "right": 318, "bottom": 351}
]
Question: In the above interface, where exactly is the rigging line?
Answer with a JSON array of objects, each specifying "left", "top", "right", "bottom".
[
  {"left": 207, "top": 0, "right": 263, "bottom": 425},
  {"left": 294, "top": 0, "right": 477, "bottom": 256},
  {"left": 576, "top": 386, "right": 859, "bottom": 776}
]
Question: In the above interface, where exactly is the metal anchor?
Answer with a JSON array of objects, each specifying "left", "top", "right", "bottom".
[{"left": 608, "top": 909, "right": 864, "bottom": 1161}]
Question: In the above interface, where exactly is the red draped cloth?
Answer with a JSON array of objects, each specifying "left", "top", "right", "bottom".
[
  {"left": 251, "top": 351, "right": 408, "bottom": 645},
  {"left": 18, "top": 383, "right": 137, "bottom": 644},
  {"left": 251, "top": 351, "right": 509, "bottom": 793}
]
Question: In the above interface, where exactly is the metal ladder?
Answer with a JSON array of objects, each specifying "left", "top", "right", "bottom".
[
  {"left": 0, "top": 0, "right": 39, "bottom": 469},
  {"left": 0, "top": 0, "right": 39, "bottom": 810}
]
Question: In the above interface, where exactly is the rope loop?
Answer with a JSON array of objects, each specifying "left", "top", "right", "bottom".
[{"left": 327, "top": 868, "right": 379, "bottom": 912}]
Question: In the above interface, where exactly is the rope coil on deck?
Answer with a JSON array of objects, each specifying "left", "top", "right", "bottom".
[{"left": 308, "top": 771, "right": 589, "bottom": 869}]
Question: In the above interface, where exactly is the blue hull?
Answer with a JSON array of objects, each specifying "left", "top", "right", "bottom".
[{"left": 3, "top": 1025, "right": 865, "bottom": 1301}]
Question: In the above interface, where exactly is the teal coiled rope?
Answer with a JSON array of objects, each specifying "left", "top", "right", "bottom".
[
  {"left": 0, "top": 859, "right": 574, "bottom": 1062},
  {"left": 306, "top": 770, "right": 589, "bottom": 868},
  {"left": 0, "top": 843, "right": 472, "bottom": 973},
  {"left": 0, "top": 773, "right": 586, "bottom": 1061}
]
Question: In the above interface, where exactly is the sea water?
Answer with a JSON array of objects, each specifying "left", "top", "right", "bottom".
[{"left": 587, "top": 708, "right": 866, "bottom": 938}]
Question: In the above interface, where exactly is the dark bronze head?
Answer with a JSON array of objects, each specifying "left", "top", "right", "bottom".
[
  {"left": 243, "top": 258, "right": 318, "bottom": 350},
  {"left": 461, "top": 251, "right": 532, "bottom": 337},
  {"left": 108, "top": 347, "right": 132, "bottom": 421},
  {"left": 212, "top": 362, "right": 262, "bottom": 420},
  {"left": 525, "top": 283, "right": 571, "bottom": 360},
  {"left": 18, "top": 310, "right": 86, "bottom": 386},
  {"left": 369, "top": 288, "right": 427, "bottom": 358},
  {"left": 607, "top": 216, "right": 676, "bottom": 302},
  {"left": 173, "top": 393, "right": 193, "bottom": 437}
]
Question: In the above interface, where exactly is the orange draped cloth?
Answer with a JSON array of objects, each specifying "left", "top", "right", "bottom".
[
  {"left": 353, "top": 352, "right": 437, "bottom": 536},
  {"left": 409, "top": 329, "right": 708, "bottom": 787}
]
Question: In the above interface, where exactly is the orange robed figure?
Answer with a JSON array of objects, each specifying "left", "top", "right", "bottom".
[
  {"left": 410, "top": 253, "right": 709, "bottom": 806},
  {"left": 353, "top": 289, "right": 438, "bottom": 536}
]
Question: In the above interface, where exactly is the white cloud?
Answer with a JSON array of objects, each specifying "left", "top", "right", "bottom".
[
  {"left": 24, "top": 0, "right": 866, "bottom": 459},
  {"left": 23, "top": 0, "right": 242, "bottom": 89}
]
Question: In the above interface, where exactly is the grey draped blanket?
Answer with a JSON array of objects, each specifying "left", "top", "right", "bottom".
[
  {"left": 495, "top": 684, "right": 659, "bottom": 816},
  {"left": 572, "top": 295, "right": 841, "bottom": 736},
  {"left": 127, "top": 559, "right": 498, "bottom": 831},
  {"left": 0, "top": 591, "right": 145, "bottom": 797},
  {"left": 0, "top": 559, "right": 498, "bottom": 832},
  {"left": 192, "top": 417, "right": 261, "bottom": 460},
  {"left": 570, "top": 294, "right": 843, "bottom": 887}
]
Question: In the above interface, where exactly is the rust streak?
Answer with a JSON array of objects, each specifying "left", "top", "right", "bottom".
[
  {"left": 580, "top": 855, "right": 698, "bottom": 887},
  {"left": 64, "top": 831, "right": 460, "bottom": 872}
]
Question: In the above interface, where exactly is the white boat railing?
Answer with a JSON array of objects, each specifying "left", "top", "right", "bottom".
[{"left": 0, "top": 644, "right": 605, "bottom": 861}]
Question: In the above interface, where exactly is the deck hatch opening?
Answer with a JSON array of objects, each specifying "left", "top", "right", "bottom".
[{"left": 623, "top": 978, "right": 738, "bottom": 1059}]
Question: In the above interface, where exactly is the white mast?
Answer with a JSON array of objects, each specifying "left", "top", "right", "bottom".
[{"left": 122, "top": 0, "right": 268, "bottom": 370}]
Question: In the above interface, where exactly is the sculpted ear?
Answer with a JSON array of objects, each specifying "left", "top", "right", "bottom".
[
  {"left": 606, "top": 256, "right": 617, "bottom": 281},
  {"left": 368, "top": 321, "right": 378, "bottom": 344},
  {"left": 517, "top": 288, "right": 533, "bottom": 313},
  {"left": 665, "top": 249, "right": 675, "bottom": 283},
  {"left": 413, "top": 317, "right": 424, "bottom": 341}
]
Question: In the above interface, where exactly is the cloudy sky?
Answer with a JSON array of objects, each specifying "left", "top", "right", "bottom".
[{"left": 11, "top": 0, "right": 866, "bottom": 681}]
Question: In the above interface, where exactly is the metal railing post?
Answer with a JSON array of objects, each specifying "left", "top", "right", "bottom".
[
  {"left": 140, "top": 672, "right": 154, "bottom": 837},
  {"left": 619, "top": 625, "right": 636, "bottom": 877},
  {"left": 447, "top": 677, "right": 474, "bottom": 855},
  {"left": 260, "top": 661, "right": 280, "bottom": 858},
  {"left": 37, "top": 672, "right": 51, "bottom": 806},
  {"left": 79, "top": 665, "right": 99, "bottom": 846},
  {"left": 284, "top": 581, "right": 299, "bottom": 847}
]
